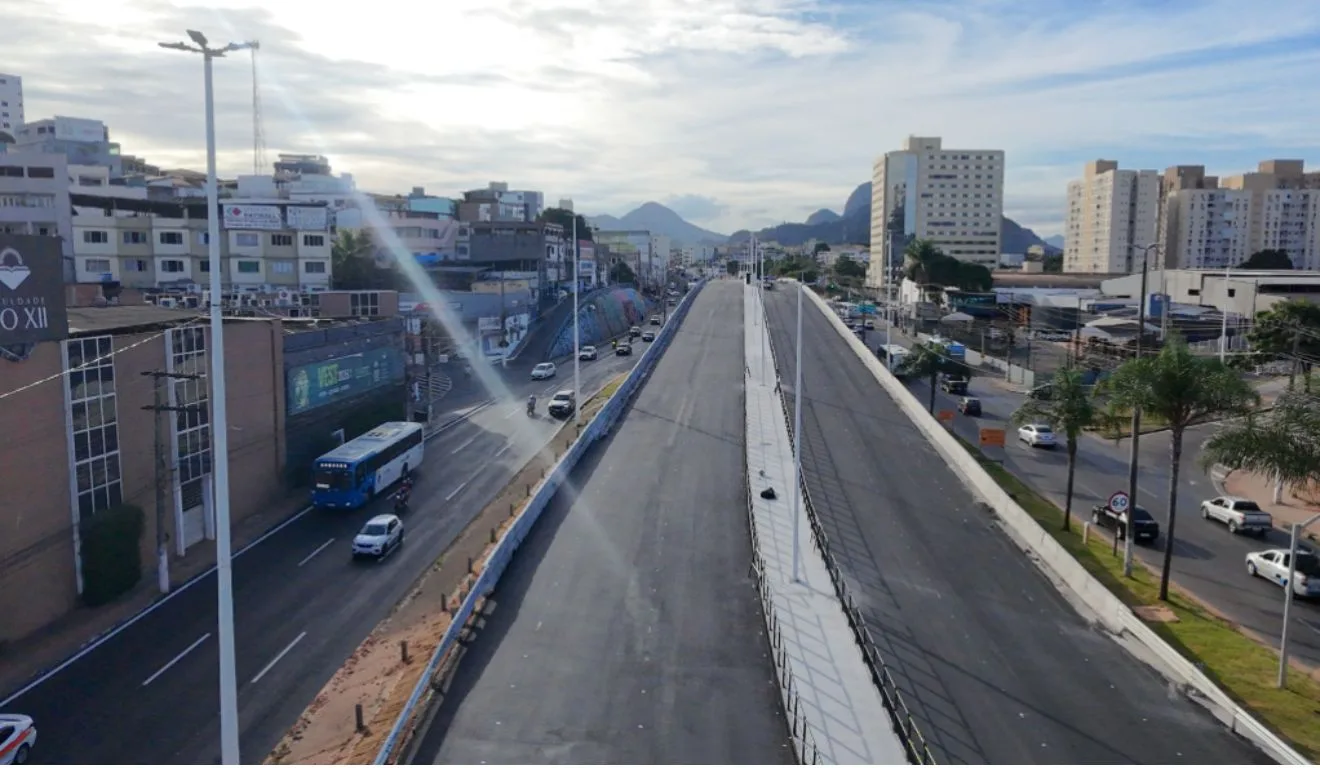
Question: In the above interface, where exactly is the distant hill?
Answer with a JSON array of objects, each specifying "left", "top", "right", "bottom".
[
  {"left": 586, "top": 202, "right": 727, "bottom": 245},
  {"left": 1045, "top": 235, "right": 1065, "bottom": 249},
  {"left": 806, "top": 208, "right": 840, "bottom": 225}
]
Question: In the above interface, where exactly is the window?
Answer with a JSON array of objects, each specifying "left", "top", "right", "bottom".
[
  {"left": 235, "top": 232, "right": 259, "bottom": 247},
  {"left": 350, "top": 292, "right": 380, "bottom": 317},
  {"left": 160, "top": 260, "right": 185, "bottom": 273},
  {"left": 0, "top": 166, "right": 21, "bottom": 178},
  {"left": 237, "top": 260, "right": 261, "bottom": 274},
  {"left": 302, "top": 234, "right": 325, "bottom": 247},
  {"left": 271, "top": 261, "right": 294, "bottom": 274},
  {"left": 122, "top": 231, "right": 147, "bottom": 244},
  {"left": 83, "top": 258, "right": 112, "bottom": 273},
  {"left": 83, "top": 230, "right": 108, "bottom": 244},
  {"left": 169, "top": 327, "right": 212, "bottom": 484},
  {"left": 126, "top": 259, "right": 148, "bottom": 272},
  {"left": 26, "top": 166, "right": 55, "bottom": 178},
  {"left": 303, "top": 261, "right": 327, "bottom": 274},
  {"left": 270, "top": 233, "right": 293, "bottom": 247},
  {"left": 200, "top": 260, "right": 210, "bottom": 273},
  {"left": 64, "top": 336, "right": 124, "bottom": 520},
  {"left": 158, "top": 231, "right": 184, "bottom": 245},
  {"left": 197, "top": 232, "right": 210, "bottom": 246}
]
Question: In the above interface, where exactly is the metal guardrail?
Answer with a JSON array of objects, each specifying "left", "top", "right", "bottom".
[
  {"left": 759, "top": 293, "right": 938, "bottom": 766},
  {"left": 372, "top": 278, "right": 710, "bottom": 764}
]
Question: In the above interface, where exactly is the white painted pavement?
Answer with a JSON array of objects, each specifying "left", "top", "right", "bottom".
[{"left": 743, "top": 283, "right": 908, "bottom": 765}]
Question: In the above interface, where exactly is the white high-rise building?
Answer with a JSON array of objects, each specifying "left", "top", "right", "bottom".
[
  {"left": 0, "top": 73, "right": 25, "bottom": 135},
  {"left": 866, "top": 136, "right": 1004, "bottom": 290},
  {"left": 1063, "top": 160, "right": 1161, "bottom": 274}
]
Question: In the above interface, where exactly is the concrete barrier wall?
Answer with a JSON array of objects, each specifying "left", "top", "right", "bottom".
[
  {"left": 805, "top": 287, "right": 1308, "bottom": 766},
  {"left": 373, "top": 278, "right": 709, "bottom": 764},
  {"left": 546, "top": 287, "right": 648, "bottom": 359}
]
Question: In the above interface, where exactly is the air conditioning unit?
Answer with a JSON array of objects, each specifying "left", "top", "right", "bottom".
[{"left": 158, "top": 297, "right": 178, "bottom": 308}]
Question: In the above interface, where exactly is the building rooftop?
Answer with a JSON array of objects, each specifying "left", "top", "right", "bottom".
[
  {"left": 992, "top": 272, "right": 1118, "bottom": 289},
  {"left": 67, "top": 305, "right": 203, "bottom": 335}
]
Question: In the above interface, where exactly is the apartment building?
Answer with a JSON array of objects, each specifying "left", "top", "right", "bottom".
[
  {"left": 866, "top": 135, "right": 1005, "bottom": 290},
  {"left": 72, "top": 202, "right": 333, "bottom": 290},
  {"left": 457, "top": 181, "right": 544, "bottom": 223},
  {"left": 0, "top": 151, "right": 73, "bottom": 281},
  {"left": 1161, "top": 160, "right": 1320, "bottom": 271},
  {"left": 0, "top": 72, "right": 22, "bottom": 136},
  {"left": 1063, "top": 160, "right": 1161, "bottom": 274},
  {"left": 15, "top": 116, "right": 122, "bottom": 175},
  {"left": 595, "top": 230, "right": 670, "bottom": 287}
]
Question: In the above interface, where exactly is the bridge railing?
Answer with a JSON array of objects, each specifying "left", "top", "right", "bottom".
[{"left": 759, "top": 287, "right": 938, "bottom": 766}]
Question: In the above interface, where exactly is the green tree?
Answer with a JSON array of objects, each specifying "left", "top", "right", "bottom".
[
  {"left": 609, "top": 260, "right": 637, "bottom": 284},
  {"left": 1245, "top": 300, "right": 1320, "bottom": 391},
  {"left": 903, "top": 239, "right": 944, "bottom": 284},
  {"left": 1099, "top": 335, "right": 1260, "bottom": 599},
  {"left": 833, "top": 256, "right": 866, "bottom": 280},
  {"left": 1201, "top": 391, "right": 1320, "bottom": 511},
  {"left": 537, "top": 207, "right": 594, "bottom": 242},
  {"left": 1010, "top": 366, "right": 1096, "bottom": 531},
  {"left": 726, "top": 259, "right": 740, "bottom": 275},
  {"left": 332, "top": 230, "right": 399, "bottom": 291},
  {"left": 1239, "top": 249, "right": 1293, "bottom": 270},
  {"left": 899, "top": 341, "right": 973, "bottom": 414},
  {"left": 814, "top": 242, "right": 831, "bottom": 255},
  {"left": 1043, "top": 253, "right": 1064, "bottom": 273}
]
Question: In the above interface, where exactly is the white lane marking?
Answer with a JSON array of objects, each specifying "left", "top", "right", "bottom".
[
  {"left": 494, "top": 441, "right": 512, "bottom": 458},
  {"left": 445, "top": 480, "right": 469, "bottom": 502},
  {"left": 450, "top": 436, "right": 477, "bottom": 455},
  {"left": 503, "top": 407, "right": 519, "bottom": 419},
  {"left": 297, "top": 538, "right": 336, "bottom": 567},
  {"left": 141, "top": 633, "right": 211, "bottom": 687},
  {"left": 251, "top": 631, "right": 308, "bottom": 685}
]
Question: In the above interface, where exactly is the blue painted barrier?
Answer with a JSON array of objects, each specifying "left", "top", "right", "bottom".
[{"left": 372, "top": 277, "right": 710, "bottom": 764}]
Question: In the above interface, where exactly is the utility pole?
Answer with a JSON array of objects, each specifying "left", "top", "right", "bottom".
[
  {"left": 1125, "top": 244, "right": 1157, "bottom": 577},
  {"left": 141, "top": 370, "right": 205, "bottom": 595}
]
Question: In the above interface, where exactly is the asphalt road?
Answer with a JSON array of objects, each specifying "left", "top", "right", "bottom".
[
  {"left": 414, "top": 280, "right": 794, "bottom": 765},
  {"left": 0, "top": 352, "right": 639, "bottom": 765},
  {"left": 875, "top": 322, "right": 1320, "bottom": 670},
  {"left": 762, "top": 288, "right": 1266, "bottom": 765}
]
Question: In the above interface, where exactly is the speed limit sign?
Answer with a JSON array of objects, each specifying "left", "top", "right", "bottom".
[{"left": 1108, "top": 490, "right": 1130, "bottom": 514}]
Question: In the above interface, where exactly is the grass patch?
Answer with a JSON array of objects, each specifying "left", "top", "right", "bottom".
[
  {"left": 954, "top": 435, "right": 1320, "bottom": 759},
  {"left": 596, "top": 373, "right": 628, "bottom": 401}
]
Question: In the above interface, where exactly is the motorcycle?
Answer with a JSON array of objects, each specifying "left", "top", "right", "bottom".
[
  {"left": 393, "top": 480, "right": 412, "bottom": 513},
  {"left": 527, "top": 397, "right": 537, "bottom": 417}
]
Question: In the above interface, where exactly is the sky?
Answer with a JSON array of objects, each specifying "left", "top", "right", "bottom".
[{"left": 6, "top": 0, "right": 1320, "bottom": 239}]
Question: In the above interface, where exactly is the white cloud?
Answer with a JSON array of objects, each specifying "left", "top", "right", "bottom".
[{"left": 5, "top": 0, "right": 1320, "bottom": 238}]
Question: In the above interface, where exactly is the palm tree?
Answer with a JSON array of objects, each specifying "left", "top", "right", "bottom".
[
  {"left": 1010, "top": 366, "right": 1095, "bottom": 532},
  {"left": 899, "top": 341, "right": 972, "bottom": 415},
  {"left": 903, "top": 239, "right": 944, "bottom": 286},
  {"left": 1200, "top": 391, "right": 1320, "bottom": 508},
  {"left": 1100, "top": 335, "right": 1259, "bottom": 600}
]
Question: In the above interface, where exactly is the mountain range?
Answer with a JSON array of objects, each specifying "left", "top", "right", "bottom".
[{"left": 589, "top": 183, "right": 1061, "bottom": 255}]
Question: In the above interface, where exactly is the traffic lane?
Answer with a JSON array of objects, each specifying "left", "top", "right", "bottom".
[
  {"left": 923, "top": 381, "right": 1320, "bottom": 668},
  {"left": 419, "top": 279, "right": 793, "bottom": 765},
  {"left": 768, "top": 291, "right": 1266, "bottom": 765},
  {"left": 10, "top": 354, "right": 639, "bottom": 764}
]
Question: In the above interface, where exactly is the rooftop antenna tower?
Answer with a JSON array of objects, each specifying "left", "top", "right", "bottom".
[{"left": 248, "top": 41, "right": 267, "bottom": 175}]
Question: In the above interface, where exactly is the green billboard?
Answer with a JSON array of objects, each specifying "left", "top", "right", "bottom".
[{"left": 286, "top": 347, "right": 403, "bottom": 416}]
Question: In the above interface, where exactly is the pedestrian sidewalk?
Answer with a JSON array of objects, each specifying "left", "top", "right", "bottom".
[
  {"left": 1224, "top": 470, "right": 1320, "bottom": 530},
  {"left": 744, "top": 285, "right": 907, "bottom": 765}
]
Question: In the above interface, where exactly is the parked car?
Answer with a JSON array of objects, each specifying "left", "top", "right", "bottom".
[
  {"left": 1246, "top": 548, "right": 1320, "bottom": 597},
  {"left": 352, "top": 514, "right": 404, "bottom": 560},
  {"left": 1201, "top": 496, "right": 1273, "bottom": 536},
  {"left": 547, "top": 389, "right": 577, "bottom": 418},
  {"left": 616, "top": 342, "right": 633, "bottom": 356},
  {"left": 579, "top": 345, "right": 598, "bottom": 361},
  {"left": 0, "top": 714, "right": 36, "bottom": 765},
  {"left": 1090, "top": 503, "right": 1160, "bottom": 543},
  {"left": 641, "top": 330, "right": 656, "bottom": 342},
  {"left": 1017, "top": 423, "right": 1056, "bottom": 448},
  {"left": 957, "top": 396, "right": 981, "bottom": 416},
  {"left": 530, "top": 362, "right": 557, "bottom": 380}
]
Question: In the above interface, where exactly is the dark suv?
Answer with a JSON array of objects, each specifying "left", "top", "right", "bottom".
[{"left": 1090, "top": 503, "right": 1160, "bottom": 543}]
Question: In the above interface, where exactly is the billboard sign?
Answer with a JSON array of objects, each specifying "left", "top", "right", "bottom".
[
  {"left": 285, "top": 206, "right": 329, "bottom": 231},
  {"left": 286, "top": 347, "right": 403, "bottom": 416},
  {"left": 0, "top": 233, "right": 69, "bottom": 345},
  {"left": 222, "top": 204, "right": 284, "bottom": 231}
]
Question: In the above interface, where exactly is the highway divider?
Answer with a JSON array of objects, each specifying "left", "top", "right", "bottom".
[
  {"left": 759, "top": 284, "right": 935, "bottom": 765},
  {"left": 372, "top": 278, "right": 710, "bottom": 764},
  {"left": 803, "top": 286, "right": 1310, "bottom": 766}
]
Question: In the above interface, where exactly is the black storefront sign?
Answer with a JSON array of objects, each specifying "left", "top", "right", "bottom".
[{"left": 0, "top": 233, "right": 69, "bottom": 345}]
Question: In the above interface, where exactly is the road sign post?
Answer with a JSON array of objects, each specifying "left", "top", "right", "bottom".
[{"left": 1108, "top": 491, "right": 1130, "bottom": 555}]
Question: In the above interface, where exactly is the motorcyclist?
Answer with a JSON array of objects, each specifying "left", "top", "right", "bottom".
[
  {"left": 611, "top": 338, "right": 618, "bottom": 350},
  {"left": 394, "top": 476, "right": 412, "bottom": 511},
  {"left": 527, "top": 394, "right": 537, "bottom": 415}
]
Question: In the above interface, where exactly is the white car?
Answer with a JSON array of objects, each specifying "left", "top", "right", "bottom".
[
  {"left": 578, "top": 346, "right": 597, "bottom": 361},
  {"left": 0, "top": 714, "right": 36, "bottom": 765},
  {"left": 1018, "top": 424, "right": 1057, "bottom": 448},
  {"left": 1201, "top": 496, "right": 1274, "bottom": 536},
  {"left": 352, "top": 513, "right": 404, "bottom": 560},
  {"left": 1246, "top": 548, "right": 1320, "bottom": 597},
  {"left": 530, "top": 362, "right": 557, "bottom": 380}
]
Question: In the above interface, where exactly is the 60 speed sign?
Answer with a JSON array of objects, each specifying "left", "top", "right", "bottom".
[{"left": 1108, "top": 490, "right": 1131, "bottom": 514}]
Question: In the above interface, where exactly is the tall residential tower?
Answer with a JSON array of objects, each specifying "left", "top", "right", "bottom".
[{"left": 1063, "top": 160, "right": 1161, "bottom": 274}]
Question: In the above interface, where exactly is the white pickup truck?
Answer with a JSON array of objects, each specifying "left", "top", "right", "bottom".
[{"left": 1201, "top": 496, "right": 1273, "bottom": 536}]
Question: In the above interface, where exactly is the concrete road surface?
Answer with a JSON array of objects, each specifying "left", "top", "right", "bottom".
[
  {"left": 762, "top": 287, "right": 1266, "bottom": 765},
  {"left": 414, "top": 280, "right": 794, "bottom": 765},
  {"left": 0, "top": 352, "right": 638, "bottom": 765}
]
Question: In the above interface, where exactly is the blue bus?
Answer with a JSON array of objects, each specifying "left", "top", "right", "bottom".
[{"left": 311, "top": 421, "right": 425, "bottom": 510}]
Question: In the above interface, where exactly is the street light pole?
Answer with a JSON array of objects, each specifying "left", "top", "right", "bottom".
[
  {"left": 572, "top": 215, "right": 581, "bottom": 427},
  {"left": 791, "top": 276, "right": 804, "bottom": 583},
  {"left": 1124, "top": 243, "right": 1158, "bottom": 577},
  {"left": 159, "top": 29, "right": 252, "bottom": 766},
  {"left": 1279, "top": 513, "right": 1320, "bottom": 688}
]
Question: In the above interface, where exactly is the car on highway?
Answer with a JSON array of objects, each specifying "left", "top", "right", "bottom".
[
  {"left": 530, "top": 362, "right": 557, "bottom": 380},
  {"left": 1090, "top": 503, "right": 1160, "bottom": 543},
  {"left": 641, "top": 330, "right": 656, "bottom": 342},
  {"left": 1201, "top": 496, "right": 1273, "bottom": 536},
  {"left": 0, "top": 714, "right": 36, "bottom": 765},
  {"left": 579, "top": 345, "right": 598, "bottom": 361},
  {"left": 957, "top": 396, "right": 981, "bottom": 416},
  {"left": 863, "top": 319, "right": 876, "bottom": 330},
  {"left": 616, "top": 342, "right": 633, "bottom": 356},
  {"left": 1246, "top": 548, "right": 1320, "bottom": 597},
  {"left": 1017, "top": 423, "right": 1057, "bottom": 448},
  {"left": 547, "top": 389, "right": 576, "bottom": 419},
  {"left": 352, "top": 514, "right": 404, "bottom": 561},
  {"left": 940, "top": 374, "right": 969, "bottom": 395},
  {"left": 650, "top": 315, "right": 662, "bottom": 326},
  {"left": 629, "top": 326, "right": 641, "bottom": 339}
]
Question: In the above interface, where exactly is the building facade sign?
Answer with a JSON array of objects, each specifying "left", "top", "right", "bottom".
[
  {"left": 285, "top": 206, "right": 329, "bottom": 231},
  {"left": 0, "top": 233, "right": 69, "bottom": 345},
  {"left": 286, "top": 346, "right": 403, "bottom": 416},
  {"left": 223, "top": 204, "right": 284, "bottom": 231}
]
